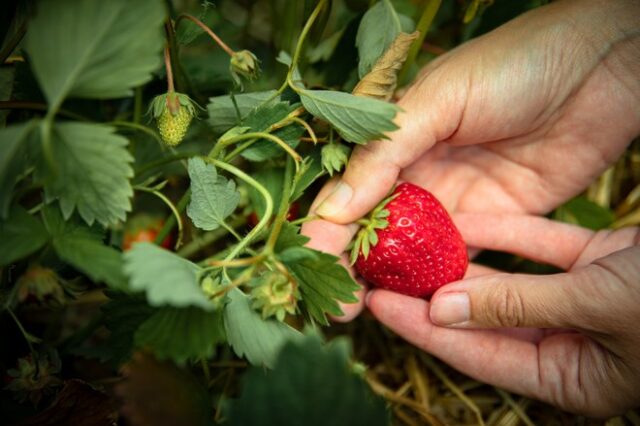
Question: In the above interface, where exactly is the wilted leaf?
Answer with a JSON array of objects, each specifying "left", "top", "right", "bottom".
[
  {"left": 356, "top": 0, "right": 414, "bottom": 78},
  {"left": 25, "top": 0, "right": 164, "bottom": 107},
  {"left": 187, "top": 157, "right": 240, "bottom": 231},
  {"left": 18, "top": 380, "right": 117, "bottom": 426},
  {"left": 352, "top": 32, "right": 419, "bottom": 101},
  {"left": 117, "top": 352, "right": 214, "bottom": 426},
  {"left": 225, "top": 333, "right": 389, "bottom": 426},
  {"left": 224, "top": 288, "right": 302, "bottom": 368}
]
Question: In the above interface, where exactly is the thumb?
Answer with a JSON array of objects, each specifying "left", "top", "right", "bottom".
[
  {"left": 315, "top": 71, "right": 467, "bottom": 224},
  {"left": 428, "top": 272, "right": 586, "bottom": 329}
]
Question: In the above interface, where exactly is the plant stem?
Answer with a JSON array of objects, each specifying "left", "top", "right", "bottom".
[
  {"left": 177, "top": 215, "right": 247, "bottom": 258},
  {"left": 135, "top": 152, "right": 197, "bottom": 176},
  {"left": 176, "top": 14, "right": 236, "bottom": 56},
  {"left": 265, "top": 157, "right": 294, "bottom": 252},
  {"left": 135, "top": 186, "right": 184, "bottom": 249},
  {"left": 7, "top": 308, "right": 39, "bottom": 377},
  {"left": 164, "top": 45, "right": 175, "bottom": 93},
  {"left": 154, "top": 189, "right": 190, "bottom": 246},
  {"left": 213, "top": 131, "right": 301, "bottom": 170},
  {"left": 287, "top": 0, "right": 328, "bottom": 88},
  {"left": 398, "top": 0, "right": 442, "bottom": 85},
  {"left": 109, "top": 120, "right": 164, "bottom": 145},
  {"left": 206, "top": 159, "right": 273, "bottom": 261}
]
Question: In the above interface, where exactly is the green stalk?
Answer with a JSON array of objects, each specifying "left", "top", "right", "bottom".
[
  {"left": 154, "top": 189, "right": 190, "bottom": 245},
  {"left": 206, "top": 159, "right": 273, "bottom": 261},
  {"left": 135, "top": 186, "right": 184, "bottom": 249},
  {"left": 110, "top": 121, "right": 164, "bottom": 145},
  {"left": 398, "top": 0, "right": 442, "bottom": 85},
  {"left": 135, "top": 151, "right": 198, "bottom": 176},
  {"left": 265, "top": 157, "right": 294, "bottom": 253},
  {"left": 286, "top": 0, "right": 328, "bottom": 88}
]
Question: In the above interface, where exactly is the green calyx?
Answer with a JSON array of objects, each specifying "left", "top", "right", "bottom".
[
  {"left": 250, "top": 271, "right": 300, "bottom": 322},
  {"left": 230, "top": 49, "right": 261, "bottom": 88},
  {"left": 349, "top": 193, "right": 398, "bottom": 265},
  {"left": 321, "top": 142, "right": 351, "bottom": 176},
  {"left": 148, "top": 91, "right": 200, "bottom": 118}
]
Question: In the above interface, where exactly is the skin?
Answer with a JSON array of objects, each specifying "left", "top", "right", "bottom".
[{"left": 302, "top": 0, "right": 640, "bottom": 416}]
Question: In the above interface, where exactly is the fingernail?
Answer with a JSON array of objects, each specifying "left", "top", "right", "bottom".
[
  {"left": 316, "top": 180, "right": 353, "bottom": 218},
  {"left": 430, "top": 292, "right": 470, "bottom": 326}
]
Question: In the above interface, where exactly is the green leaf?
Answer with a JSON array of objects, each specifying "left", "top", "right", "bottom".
[
  {"left": 299, "top": 89, "right": 399, "bottom": 144},
  {"left": 356, "top": 0, "right": 413, "bottom": 78},
  {"left": 240, "top": 102, "right": 303, "bottom": 162},
  {"left": 553, "top": 197, "right": 615, "bottom": 230},
  {"left": 187, "top": 157, "right": 240, "bottom": 231},
  {"left": 276, "top": 223, "right": 360, "bottom": 325},
  {"left": 225, "top": 333, "right": 389, "bottom": 426},
  {"left": 34, "top": 122, "right": 134, "bottom": 227},
  {"left": 291, "top": 150, "right": 325, "bottom": 201},
  {"left": 0, "top": 206, "right": 48, "bottom": 267},
  {"left": 247, "top": 167, "right": 284, "bottom": 219},
  {"left": 96, "top": 294, "right": 155, "bottom": 366},
  {"left": 41, "top": 205, "right": 127, "bottom": 290},
  {"left": 135, "top": 306, "right": 225, "bottom": 364},
  {"left": 224, "top": 288, "right": 302, "bottom": 368},
  {"left": 123, "top": 242, "right": 213, "bottom": 311},
  {"left": 25, "top": 0, "right": 164, "bottom": 107},
  {"left": 207, "top": 91, "right": 277, "bottom": 134},
  {"left": 0, "top": 121, "right": 38, "bottom": 218}
]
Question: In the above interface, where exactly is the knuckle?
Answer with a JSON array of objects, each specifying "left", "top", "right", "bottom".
[{"left": 484, "top": 284, "right": 526, "bottom": 327}]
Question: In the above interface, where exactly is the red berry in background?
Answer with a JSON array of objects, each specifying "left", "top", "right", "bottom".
[
  {"left": 122, "top": 215, "right": 173, "bottom": 251},
  {"left": 352, "top": 182, "right": 468, "bottom": 298}
]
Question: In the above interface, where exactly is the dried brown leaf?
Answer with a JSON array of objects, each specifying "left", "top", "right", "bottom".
[
  {"left": 352, "top": 31, "right": 419, "bottom": 101},
  {"left": 116, "top": 352, "right": 213, "bottom": 426}
]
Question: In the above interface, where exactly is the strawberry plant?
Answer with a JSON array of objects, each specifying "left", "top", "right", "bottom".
[{"left": 2, "top": 0, "right": 637, "bottom": 424}]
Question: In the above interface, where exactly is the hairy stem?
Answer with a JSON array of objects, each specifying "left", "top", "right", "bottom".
[{"left": 176, "top": 14, "right": 236, "bottom": 56}]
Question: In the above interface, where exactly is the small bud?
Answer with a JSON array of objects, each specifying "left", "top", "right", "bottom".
[
  {"left": 250, "top": 271, "right": 299, "bottom": 322},
  {"left": 17, "top": 266, "right": 65, "bottom": 306},
  {"left": 5, "top": 351, "right": 62, "bottom": 406},
  {"left": 321, "top": 142, "right": 351, "bottom": 176},
  {"left": 148, "top": 92, "right": 200, "bottom": 146},
  {"left": 229, "top": 50, "right": 261, "bottom": 88}
]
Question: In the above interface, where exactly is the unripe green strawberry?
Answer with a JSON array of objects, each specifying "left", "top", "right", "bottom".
[{"left": 148, "top": 92, "right": 200, "bottom": 146}]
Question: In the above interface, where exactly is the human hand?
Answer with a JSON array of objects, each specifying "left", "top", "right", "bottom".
[
  {"left": 302, "top": 0, "right": 640, "bottom": 319},
  {"left": 366, "top": 213, "right": 640, "bottom": 416}
]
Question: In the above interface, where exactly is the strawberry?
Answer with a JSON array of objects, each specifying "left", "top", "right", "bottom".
[
  {"left": 123, "top": 215, "right": 174, "bottom": 251},
  {"left": 352, "top": 182, "right": 468, "bottom": 298},
  {"left": 148, "top": 92, "right": 200, "bottom": 146}
]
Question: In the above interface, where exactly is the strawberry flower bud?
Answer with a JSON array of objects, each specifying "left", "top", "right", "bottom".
[
  {"left": 149, "top": 92, "right": 200, "bottom": 146},
  {"left": 250, "top": 271, "right": 299, "bottom": 322},
  {"left": 321, "top": 142, "right": 351, "bottom": 176},
  {"left": 229, "top": 49, "right": 261, "bottom": 88}
]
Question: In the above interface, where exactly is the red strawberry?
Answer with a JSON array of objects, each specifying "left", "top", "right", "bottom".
[
  {"left": 123, "top": 215, "right": 173, "bottom": 251},
  {"left": 352, "top": 182, "right": 468, "bottom": 298}
]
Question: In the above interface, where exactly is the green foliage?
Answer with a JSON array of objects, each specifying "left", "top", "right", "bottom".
[
  {"left": 207, "top": 91, "right": 277, "bottom": 134},
  {"left": 25, "top": 0, "right": 164, "bottom": 107},
  {"left": 553, "top": 197, "right": 615, "bottom": 230},
  {"left": 187, "top": 157, "right": 240, "bottom": 231},
  {"left": 356, "top": 0, "right": 414, "bottom": 78},
  {"left": 225, "top": 333, "right": 389, "bottom": 426},
  {"left": 247, "top": 167, "right": 285, "bottom": 219},
  {"left": 299, "top": 89, "right": 399, "bottom": 144},
  {"left": 0, "top": 206, "right": 48, "bottom": 267},
  {"left": 276, "top": 223, "right": 360, "bottom": 325},
  {"left": 0, "top": 121, "right": 37, "bottom": 218},
  {"left": 224, "top": 288, "right": 302, "bottom": 368},
  {"left": 40, "top": 206, "right": 128, "bottom": 290},
  {"left": 135, "top": 306, "right": 226, "bottom": 364},
  {"left": 97, "top": 294, "right": 156, "bottom": 366},
  {"left": 123, "top": 242, "right": 213, "bottom": 311},
  {"left": 35, "top": 123, "right": 134, "bottom": 227}
]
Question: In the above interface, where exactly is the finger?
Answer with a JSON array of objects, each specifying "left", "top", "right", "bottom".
[
  {"left": 453, "top": 213, "right": 594, "bottom": 269},
  {"left": 315, "top": 73, "right": 467, "bottom": 224},
  {"left": 428, "top": 272, "right": 582, "bottom": 329},
  {"left": 366, "top": 290, "right": 544, "bottom": 397}
]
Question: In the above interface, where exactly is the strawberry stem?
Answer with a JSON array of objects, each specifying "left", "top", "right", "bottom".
[
  {"left": 176, "top": 14, "right": 236, "bottom": 57},
  {"left": 164, "top": 45, "right": 175, "bottom": 93}
]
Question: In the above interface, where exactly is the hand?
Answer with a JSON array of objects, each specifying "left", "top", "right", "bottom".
[
  {"left": 367, "top": 213, "right": 640, "bottom": 416},
  {"left": 302, "top": 0, "right": 640, "bottom": 319}
]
